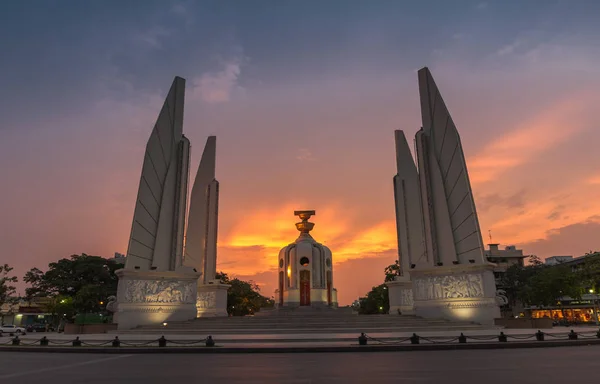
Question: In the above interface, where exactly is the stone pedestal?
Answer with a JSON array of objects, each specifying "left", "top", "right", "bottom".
[
  {"left": 386, "top": 276, "right": 414, "bottom": 315},
  {"left": 115, "top": 269, "right": 200, "bottom": 330},
  {"left": 410, "top": 264, "right": 500, "bottom": 325},
  {"left": 196, "top": 280, "right": 230, "bottom": 317}
]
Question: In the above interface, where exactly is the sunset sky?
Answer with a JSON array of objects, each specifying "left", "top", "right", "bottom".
[{"left": 1, "top": 1, "right": 600, "bottom": 305}]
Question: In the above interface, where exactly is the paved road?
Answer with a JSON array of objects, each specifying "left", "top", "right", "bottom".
[{"left": 0, "top": 346, "right": 597, "bottom": 383}]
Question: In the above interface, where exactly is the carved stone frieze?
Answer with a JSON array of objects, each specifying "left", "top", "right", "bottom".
[
  {"left": 400, "top": 288, "right": 414, "bottom": 307},
  {"left": 413, "top": 273, "right": 484, "bottom": 301},
  {"left": 196, "top": 291, "right": 216, "bottom": 309},
  {"left": 446, "top": 300, "right": 496, "bottom": 309},
  {"left": 122, "top": 279, "right": 196, "bottom": 304}
]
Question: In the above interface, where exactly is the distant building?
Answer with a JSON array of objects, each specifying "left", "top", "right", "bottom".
[
  {"left": 545, "top": 256, "right": 574, "bottom": 265},
  {"left": 485, "top": 244, "right": 527, "bottom": 284},
  {"left": 486, "top": 244, "right": 527, "bottom": 267},
  {"left": 111, "top": 252, "right": 126, "bottom": 264},
  {"left": 1, "top": 297, "right": 55, "bottom": 326},
  {"left": 485, "top": 244, "right": 529, "bottom": 317}
]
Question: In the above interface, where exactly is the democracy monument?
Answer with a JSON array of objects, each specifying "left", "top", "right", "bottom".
[
  {"left": 386, "top": 68, "right": 500, "bottom": 324},
  {"left": 276, "top": 211, "right": 338, "bottom": 308},
  {"left": 113, "top": 67, "right": 501, "bottom": 329},
  {"left": 114, "top": 77, "right": 228, "bottom": 330}
]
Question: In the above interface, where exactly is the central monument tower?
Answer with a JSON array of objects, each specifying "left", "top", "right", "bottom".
[{"left": 276, "top": 211, "right": 338, "bottom": 308}]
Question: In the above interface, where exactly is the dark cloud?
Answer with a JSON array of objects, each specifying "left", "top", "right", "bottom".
[
  {"left": 521, "top": 219, "right": 600, "bottom": 259},
  {"left": 476, "top": 189, "right": 527, "bottom": 213}
]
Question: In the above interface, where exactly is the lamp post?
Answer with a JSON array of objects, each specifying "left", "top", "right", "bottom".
[{"left": 590, "top": 289, "right": 599, "bottom": 326}]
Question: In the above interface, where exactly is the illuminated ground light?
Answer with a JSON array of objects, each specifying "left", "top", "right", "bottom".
[{"left": 449, "top": 305, "right": 476, "bottom": 319}]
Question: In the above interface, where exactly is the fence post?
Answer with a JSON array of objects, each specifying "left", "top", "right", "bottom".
[
  {"left": 410, "top": 333, "right": 420, "bottom": 345},
  {"left": 498, "top": 332, "right": 507, "bottom": 342},
  {"left": 205, "top": 336, "right": 215, "bottom": 347},
  {"left": 158, "top": 336, "right": 167, "bottom": 347},
  {"left": 358, "top": 333, "right": 368, "bottom": 346},
  {"left": 535, "top": 330, "right": 544, "bottom": 341}
]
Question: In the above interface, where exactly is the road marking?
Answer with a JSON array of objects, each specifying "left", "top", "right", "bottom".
[{"left": 0, "top": 354, "right": 133, "bottom": 380}]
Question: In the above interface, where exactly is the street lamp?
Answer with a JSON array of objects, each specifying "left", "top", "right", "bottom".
[{"left": 590, "top": 289, "right": 599, "bottom": 326}]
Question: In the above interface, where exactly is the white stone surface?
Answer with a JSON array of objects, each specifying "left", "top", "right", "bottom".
[
  {"left": 115, "top": 269, "right": 200, "bottom": 330},
  {"left": 387, "top": 277, "right": 414, "bottom": 315},
  {"left": 278, "top": 212, "right": 337, "bottom": 308},
  {"left": 196, "top": 282, "right": 230, "bottom": 317},
  {"left": 124, "top": 77, "right": 189, "bottom": 272},
  {"left": 184, "top": 136, "right": 219, "bottom": 285},
  {"left": 389, "top": 68, "right": 501, "bottom": 324},
  {"left": 417, "top": 67, "right": 486, "bottom": 266},
  {"left": 410, "top": 264, "right": 500, "bottom": 325},
  {"left": 393, "top": 130, "right": 427, "bottom": 271}
]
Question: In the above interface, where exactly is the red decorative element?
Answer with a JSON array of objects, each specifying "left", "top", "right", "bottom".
[
  {"left": 327, "top": 271, "right": 332, "bottom": 305},
  {"left": 300, "top": 270, "right": 311, "bottom": 306},
  {"left": 278, "top": 271, "right": 284, "bottom": 305}
]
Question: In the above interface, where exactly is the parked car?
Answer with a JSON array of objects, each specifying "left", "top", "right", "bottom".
[
  {"left": 0, "top": 324, "right": 26, "bottom": 335},
  {"left": 26, "top": 324, "right": 54, "bottom": 333}
]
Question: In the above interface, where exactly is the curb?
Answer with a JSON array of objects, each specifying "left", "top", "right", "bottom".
[{"left": 2, "top": 339, "right": 600, "bottom": 354}]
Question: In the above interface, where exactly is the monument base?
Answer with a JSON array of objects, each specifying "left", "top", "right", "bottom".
[
  {"left": 386, "top": 276, "right": 414, "bottom": 315},
  {"left": 410, "top": 264, "right": 500, "bottom": 325},
  {"left": 196, "top": 281, "right": 230, "bottom": 317},
  {"left": 115, "top": 269, "right": 200, "bottom": 330},
  {"left": 280, "top": 288, "right": 338, "bottom": 308}
]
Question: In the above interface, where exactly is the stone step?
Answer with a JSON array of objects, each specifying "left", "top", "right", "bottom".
[
  {"left": 150, "top": 319, "right": 464, "bottom": 326},
  {"left": 136, "top": 320, "right": 469, "bottom": 329},
  {"left": 119, "top": 325, "right": 486, "bottom": 335}
]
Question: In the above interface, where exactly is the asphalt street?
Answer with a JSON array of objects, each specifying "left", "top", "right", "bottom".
[{"left": 0, "top": 345, "right": 597, "bottom": 383}]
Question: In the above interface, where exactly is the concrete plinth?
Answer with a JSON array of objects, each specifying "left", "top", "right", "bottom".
[
  {"left": 410, "top": 264, "right": 500, "bottom": 325},
  {"left": 280, "top": 288, "right": 338, "bottom": 308},
  {"left": 196, "top": 281, "right": 230, "bottom": 317},
  {"left": 115, "top": 269, "right": 200, "bottom": 330},
  {"left": 387, "top": 277, "right": 414, "bottom": 315}
]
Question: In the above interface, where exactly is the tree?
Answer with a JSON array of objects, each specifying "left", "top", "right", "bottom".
[
  {"left": 22, "top": 254, "right": 123, "bottom": 318},
  {"left": 0, "top": 264, "right": 19, "bottom": 322},
  {"left": 577, "top": 253, "right": 600, "bottom": 292},
  {"left": 73, "top": 285, "right": 106, "bottom": 314},
  {"left": 528, "top": 265, "right": 582, "bottom": 307},
  {"left": 23, "top": 267, "right": 45, "bottom": 302},
  {"left": 527, "top": 255, "right": 543, "bottom": 266},
  {"left": 358, "top": 284, "right": 389, "bottom": 314},
  {"left": 216, "top": 272, "right": 274, "bottom": 316},
  {"left": 50, "top": 296, "right": 76, "bottom": 323},
  {"left": 384, "top": 260, "right": 401, "bottom": 282},
  {"left": 358, "top": 261, "right": 398, "bottom": 314},
  {"left": 501, "top": 260, "right": 544, "bottom": 308}
]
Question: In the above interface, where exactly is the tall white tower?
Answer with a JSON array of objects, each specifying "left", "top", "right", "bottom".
[
  {"left": 387, "top": 68, "right": 500, "bottom": 325},
  {"left": 115, "top": 77, "right": 201, "bottom": 330},
  {"left": 185, "top": 136, "right": 229, "bottom": 317}
]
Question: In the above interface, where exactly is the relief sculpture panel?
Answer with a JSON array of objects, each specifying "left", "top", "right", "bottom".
[
  {"left": 123, "top": 280, "right": 196, "bottom": 304},
  {"left": 400, "top": 288, "right": 414, "bottom": 307},
  {"left": 196, "top": 291, "right": 216, "bottom": 309},
  {"left": 413, "top": 273, "right": 484, "bottom": 301}
]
